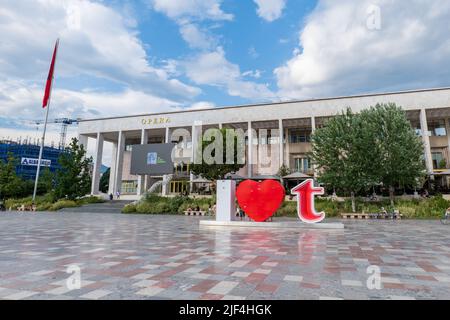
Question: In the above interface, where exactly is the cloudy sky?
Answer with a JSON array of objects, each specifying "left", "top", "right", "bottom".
[{"left": 1, "top": 0, "right": 449, "bottom": 162}]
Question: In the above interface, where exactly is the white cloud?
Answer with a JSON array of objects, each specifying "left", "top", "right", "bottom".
[
  {"left": 0, "top": 0, "right": 200, "bottom": 104},
  {"left": 179, "top": 23, "right": 216, "bottom": 50},
  {"left": 184, "top": 48, "right": 276, "bottom": 100},
  {"left": 254, "top": 0, "right": 286, "bottom": 22},
  {"left": 150, "top": 0, "right": 233, "bottom": 21},
  {"left": 274, "top": 0, "right": 450, "bottom": 100},
  {"left": 243, "top": 70, "right": 262, "bottom": 79},
  {"left": 248, "top": 47, "right": 259, "bottom": 59},
  {"left": 150, "top": 0, "right": 230, "bottom": 50},
  {"left": 186, "top": 101, "right": 216, "bottom": 110},
  {"left": 0, "top": 80, "right": 182, "bottom": 122},
  {"left": 149, "top": 0, "right": 271, "bottom": 101}
]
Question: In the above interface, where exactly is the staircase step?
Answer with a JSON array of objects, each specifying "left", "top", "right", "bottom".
[{"left": 59, "top": 200, "right": 134, "bottom": 214}]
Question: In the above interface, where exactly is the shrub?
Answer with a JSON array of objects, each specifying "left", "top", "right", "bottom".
[
  {"left": 135, "top": 201, "right": 154, "bottom": 213},
  {"left": 122, "top": 203, "right": 137, "bottom": 213},
  {"left": 50, "top": 200, "right": 77, "bottom": 211},
  {"left": 135, "top": 200, "right": 171, "bottom": 214},
  {"left": 129, "top": 195, "right": 215, "bottom": 214},
  {"left": 167, "top": 196, "right": 187, "bottom": 214},
  {"left": 36, "top": 202, "right": 53, "bottom": 211},
  {"left": 4, "top": 193, "right": 56, "bottom": 210},
  {"left": 274, "top": 196, "right": 450, "bottom": 219},
  {"left": 78, "top": 196, "right": 104, "bottom": 205}
]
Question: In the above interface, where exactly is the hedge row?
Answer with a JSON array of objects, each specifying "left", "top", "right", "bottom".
[
  {"left": 123, "top": 194, "right": 450, "bottom": 219},
  {"left": 4, "top": 194, "right": 104, "bottom": 211},
  {"left": 123, "top": 194, "right": 215, "bottom": 214}
]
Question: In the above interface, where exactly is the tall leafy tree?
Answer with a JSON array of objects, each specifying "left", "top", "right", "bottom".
[
  {"left": 0, "top": 153, "right": 24, "bottom": 200},
  {"left": 54, "top": 138, "right": 93, "bottom": 200},
  {"left": 312, "top": 104, "right": 426, "bottom": 210},
  {"left": 311, "top": 109, "right": 374, "bottom": 212},
  {"left": 364, "top": 103, "right": 425, "bottom": 205},
  {"left": 191, "top": 128, "right": 245, "bottom": 180},
  {"left": 39, "top": 167, "right": 55, "bottom": 195}
]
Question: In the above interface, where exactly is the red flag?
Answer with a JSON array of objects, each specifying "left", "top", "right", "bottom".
[{"left": 42, "top": 39, "right": 59, "bottom": 108}]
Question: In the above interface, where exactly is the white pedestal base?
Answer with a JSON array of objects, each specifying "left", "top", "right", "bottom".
[
  {"left": 216, "top": 180, "right": 237, "bottom": 222},
  {"left": 200, "top": 220, "right": 344, "bottom": 230}
]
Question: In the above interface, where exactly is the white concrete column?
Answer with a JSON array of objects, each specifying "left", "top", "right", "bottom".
[
  {"left": 247, "top": 121, "right": 253, "bottom": 178},
  {"left": 285, "top": 127, "right": 290, "bottom": 168},
  {"left": 190, "top": 125, "right": 196, "bottom": 193},
  {"left": 278, "top": 119, "right": 284, "bottom": 169},
  {"left": 420, "top": 109, "right": 434, "bottom": 174},
  {"left": 161, "top": 127, "right": 170, "bottom": 196},
  {"left": 191, "top": 125, "right": 196, "bottom": 164},
  {"left": 311, "top": 116, "right": 318, "bottom": 178},
  {"left": 78, "top": 134, "right": 88, "bottom": 151},
  {"left": 165, "top": 127, "right": 170, "bottom": 143},
  {"left": 137, "top": 129, "right": 148, "bottom": 195},
  {"left": 108, "top": 142, "right": 117, "bottom": 195},
  {"left": 445, "top": 118, "right": 450, "bottom": 166},
  {"left": 190, "top": 122, "right": 203, "bottom": 192},
  {"left": 91, "top": 132, "right": 104, "bottom": 195},
  {"left": 113, "top": 131, "right": 126, "bottom": 195}
]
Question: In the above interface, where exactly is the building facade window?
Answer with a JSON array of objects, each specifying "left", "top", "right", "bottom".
[
  {"left": 121, "top": 181, "right": 137, "bottom": 194},
  {"left": 432, "top": 152, "right": 445, "bottom": 169},
  {"left": 148, "top": 136, "right": 164, "bottom": 144},
  {"left": 294, "top": 157, "right": 311, "bottom": 173},
  {"left": 428, "top": 120, "right": 447, "bottom": 137},
  {"left": 289, "top": 129, "right": 311, "bottom": 143}
]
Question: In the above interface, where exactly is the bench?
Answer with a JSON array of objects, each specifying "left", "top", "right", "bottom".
[
  {"left": 16, "top": 205, "right": 37, "bottom": 212},
  {"left": 184, "top": 211, "right": 207, "bottom": 216},
  {"left": 340, "top": 213, "right": 371, "bottom": 219},
  {"left": 341, "top": 213, "right": 403, "bottom": 220}
]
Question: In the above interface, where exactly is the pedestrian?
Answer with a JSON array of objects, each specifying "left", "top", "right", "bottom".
[
  {"left": 116, "top": 190, "right": 121, "bottom": 199},
  {"left": 109, "top": 193, "right": 113, "bottom": 201}
]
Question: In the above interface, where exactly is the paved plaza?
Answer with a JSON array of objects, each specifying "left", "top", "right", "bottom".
[{"left": 0, "top": 211, "right": 449, "bottom": 300}]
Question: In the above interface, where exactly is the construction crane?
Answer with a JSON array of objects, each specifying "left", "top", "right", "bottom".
[{"left": 34, "top": 118, "right": 78, "bottom": 149}]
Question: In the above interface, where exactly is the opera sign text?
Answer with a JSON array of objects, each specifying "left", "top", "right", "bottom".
[{"left": 141, "top": 117, "right": 171, "bottom": 126}]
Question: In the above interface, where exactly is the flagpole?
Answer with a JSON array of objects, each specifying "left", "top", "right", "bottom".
[
  {"left": 32, "top": 98, "right": 51, "bottom": 202},
  {"left": 32, "top": 39, "right": 59, "bottom": 203}
]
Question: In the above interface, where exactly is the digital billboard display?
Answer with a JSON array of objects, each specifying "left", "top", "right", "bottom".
[{"left": 130, "top": 143, "right": 176, "bottom": 175}]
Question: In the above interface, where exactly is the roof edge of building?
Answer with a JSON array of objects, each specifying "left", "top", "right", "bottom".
[{"left": 78, "top": 86, "right": 450, "bottom": 123}]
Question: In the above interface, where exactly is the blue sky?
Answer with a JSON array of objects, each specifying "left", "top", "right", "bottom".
[{"left": 1, "top": 0, "right": 450, "bottom": 155}]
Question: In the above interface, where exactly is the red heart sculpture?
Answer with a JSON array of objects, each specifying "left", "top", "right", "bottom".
[{"left": 236, "top": 180, "right": 285, "bottom": 222}]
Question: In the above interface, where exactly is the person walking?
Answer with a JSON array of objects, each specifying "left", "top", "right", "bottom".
[{"left": 116, "top": 190, "right": 121, "bottom": 200}]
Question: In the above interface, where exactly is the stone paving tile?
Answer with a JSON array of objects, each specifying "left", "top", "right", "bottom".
[{"left": 1, "top": 212, "right": 450, "bottom": 300}]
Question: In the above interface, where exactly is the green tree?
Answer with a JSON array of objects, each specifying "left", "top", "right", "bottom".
[
  {"left": 311, "top": 109, "right": 376, "bottom": 212},
  {"left": 0, "top": 153, "right": 24, "bottom": 200},
  {"left": 100, "top": 167, "right": 110, "bottom": 193},
  {"left": 364, "top": 103, "right": 425, "bottom": 205},
  {"left": 54, "top": 138, "right": 93, "bottom": 200},
  {"left": 277, "top": 164, "right": 291, "bottom": 178},
  {"left": 191, "top": 128, "right": 245, "bottom": 180},
  {"left": 38, "top": 167, "right": 55, "bottom": 194},
  {"left": 312, "top": 104, "right": 426, "bottom": 211}
]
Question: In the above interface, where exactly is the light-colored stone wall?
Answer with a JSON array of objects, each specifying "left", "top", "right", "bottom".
[
  {"left": 81, "top": 87, "right": 450, "bottom": 194},
  {"left": 78, "top": 88, "right": 450, "bottom": 136}
]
